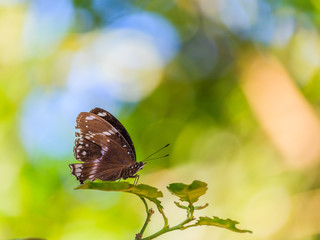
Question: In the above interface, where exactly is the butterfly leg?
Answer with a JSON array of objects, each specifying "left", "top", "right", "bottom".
[{"left": 133, "top": 175, "right": 140, "bottom": 186}]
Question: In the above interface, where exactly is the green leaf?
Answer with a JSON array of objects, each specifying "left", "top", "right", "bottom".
[
  {"left": 196, "top": 216, "right": 252, "bottom": 233},
  {"left": 167, "top": 180, "right": 208, "bottom": 204},
  {"left": 76, "top": 181, "right": 163, "bottom": 206}
]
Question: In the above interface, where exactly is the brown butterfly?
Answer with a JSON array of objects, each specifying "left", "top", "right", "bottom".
[{"left": 69, "top": 108, "right": 168, "bottom": 184}]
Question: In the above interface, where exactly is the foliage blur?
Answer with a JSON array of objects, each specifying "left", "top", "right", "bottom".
[{"left": 1, "top": 0, "right": 320, "bottom": 239}]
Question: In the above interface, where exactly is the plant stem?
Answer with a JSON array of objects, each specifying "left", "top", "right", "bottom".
[
  {"left": 140, "top": 197, "right": 149, "bottom": 213},
  {"left": 141, "top": 216, "right": 195, "bottom": 239},
  {"left": 141, "top": 204, "right": 196, "bottom": 240},
  {"left": 140, "top": 208, "right": 154, "bottom": 235},
  {"left": 136, "top": 197, "right": 154, "bottom": 240},
  {"left": 156, "top": 204, "right": 168, "bottom": 228},
  {"left": 181, "top": 223, "right": 198, "bottom": 230}
]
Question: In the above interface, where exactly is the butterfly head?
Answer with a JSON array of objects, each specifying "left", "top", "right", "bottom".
[
  {"left": 135, "top": 161, "right": 146, "bottom": 172},
  {"left": 122, "top": 161, "right": 146, "bottom": 180}
]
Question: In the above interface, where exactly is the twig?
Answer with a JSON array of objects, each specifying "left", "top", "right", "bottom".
[
  {"left": 136, "top": 197, "right": 154, "bottom": 240},
  {"left": 140, "top": 208, "right": 154, "bottom": 236},
  {"left": 141, "top": 203, "right": 196, "bottom": 240},
  {"left": 135, "top": 233, "right": 142, "bottom": 240},
  {"left": 156, "top": 204, "right": 168, "bottom": 228},
  {"left": 140, "top": 197, "right": 149, "bottom": 214}
]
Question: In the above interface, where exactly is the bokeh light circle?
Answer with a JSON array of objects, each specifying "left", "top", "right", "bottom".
[
  {"left": 68, "top": 29, "right": 163, "bottom": 102},
  {"left": 22, "top": 0, "right": 74, "bottom": 57}
]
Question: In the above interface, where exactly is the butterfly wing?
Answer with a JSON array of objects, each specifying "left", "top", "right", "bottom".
[
  {"left": 69, "top": 111, "right": 136, "bottom": 184},
  {"left": 70, "top": 142, "right": 131, "bottom": 183},
  {"left": 90, "top": 108, "right": 136, "bottom": 157}
]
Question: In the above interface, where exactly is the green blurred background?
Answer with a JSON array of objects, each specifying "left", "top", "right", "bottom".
[{"left": 1, "top": 0, "right": 320, "bottom": 239}]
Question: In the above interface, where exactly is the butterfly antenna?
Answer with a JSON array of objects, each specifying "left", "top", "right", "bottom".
[
  {"left": 143, "top": 144, "right": 170, "bottom": 162},
  {"left": 144, "top": 154, "right": 170, "bottom": 162}
]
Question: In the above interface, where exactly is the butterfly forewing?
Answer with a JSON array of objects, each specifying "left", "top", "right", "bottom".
[
  {"left": 73, "top": 138, "right": 102, "bottom": 162},
  {"left": 90, "top": 107, "right": 136, "bottom": 157},
  {"left": 75, "top": 112, "right": 135, "bottom": 163}
]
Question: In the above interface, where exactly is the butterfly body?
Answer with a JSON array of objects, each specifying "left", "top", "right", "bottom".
[
  {"left": 69, "top": 108, "right": 144, "bottom": 184},
  {"left": 120, "top": 162, "right": 145, "bottom": 180}
]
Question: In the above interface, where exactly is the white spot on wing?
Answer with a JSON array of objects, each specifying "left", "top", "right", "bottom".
[
  {"left": 97, "top": 112, "right": 107, "bottom": 117},
  {"left": 102, "top": 146, "right": 109, "bottom": 151},
  {"left": 82, "top": 151, "right": 87, "bottom": 155},
  {"left": 103, "top": 131, "right": 111, "bottom": 136},
  {"left": 86, "top": 116, "right": 95, "bottom": 120}
]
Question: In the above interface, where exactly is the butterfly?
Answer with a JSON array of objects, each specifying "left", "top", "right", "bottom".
[{"left": 69, "top": 107, "right": 146, "bottom": 185}]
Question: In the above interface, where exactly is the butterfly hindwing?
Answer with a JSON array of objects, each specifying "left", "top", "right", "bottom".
[
  {"left": 77, "top": 162, "right": 124, "bottom": 182},
  {"left": 70, "top": 142, "right": 130, "bottom": 183}
]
